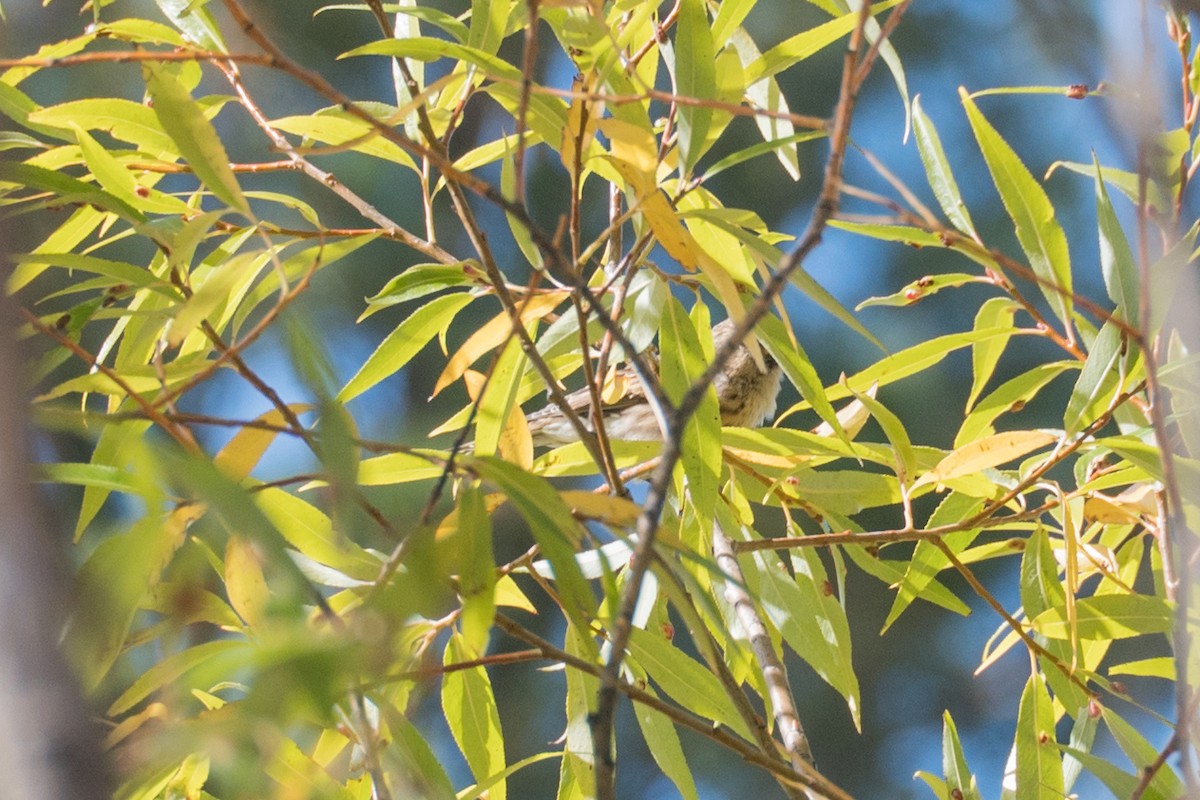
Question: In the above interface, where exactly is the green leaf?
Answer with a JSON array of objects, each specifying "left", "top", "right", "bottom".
[
  {"left": 342, "top": 37, "right": 522, "bottom": 81},
  {"left": 1030, "top": 594, "right": 1173, "bottom": 639},
  {"left": 152, "top": 0, "right": 227, "bottom": 52},
  {"left": 1064, "top": 320, "right": 1122, "bottom": 435},
  {"left": 745, "top": 0, "right": 902, "bottom": 82},
  {"left": 856, "top": 272, "right": 985, "bottom": 309},
  {"left": 673, "top": 0, "right": 715, "bottom": 175},
  {"left": 1093, "top": 158, "right": 1139, "bottom": 325},
  {"left": 1056, "top": 747, "right": 1150, "bottom": 800},
  {"left": 143, "top": 61, "right": 250, "bottom": 216},
  {"left": 626, "top": 628, "right": 754, "bottom": 741},
  {"left": 755, "top": 313, "right": 846, "bottom": 440},
  {"left": 961, "top": 89, "right": 1073, "bottom": 327},
  {"left": 1015, "top": 673, "right": 1064, "bottom": 799},
  {"left": 942, "top": 712, "right": 983, "bottom": 800},
  {"left": 883, "top": 493, "right": 982, "bottom": 631},
  {"left": 753, "top": 546, "right": 861, "bottom": 727},
  {"left": 967, "top": 297, "right": 1018, "bottom": 411},
  {"left": 1101, "top": 706, "right": 1187, "bottom": 798},
  {"left": 378, "top": 705, "right": 457, "bottom": 800},
  {"left": 626, "top": 663, "right": 699, "bottom": 800},
  {"left": 337, "top": 293, "right": 474, "bottom": 403},
  {"left": 27, "top": 98, "right": 177, "bottom": 157},
  {"left": 0, "top": 161, "right": 145, "bottom": 223},
  {"left": 467, "top": 0, "right": 513, "bottom": 55},
  {"left": 65, "top": 506, "right": 193, "bottom": 690},
  {"left": 470, "top": 457, "right": 596, "bottom": 654},
  {"left": 270, "top": 111, "right": 418, "bottom": 172},
  {"left": 473, "top": 333, "right": 527, "bottom": 457},
  {"left": 455, "top": 485, "right": 496, "bottom": 654},
  {"left": 913, "top": 94, "right": 976, "bottom": 236},
  {"left": 40, "top": 462, "right": 142, "bottom": 495},
  {"left": 814, "top": 327, "right": 1037, "bottom": 406},
  {"left": 660, "top": 300, "right": 721, "bottom": 525},
  {"left": 847, "top": 386, "right": 915, "bottom": 481},
  {"left": 108, "top": 639, "right": 250, "bottom": 716},
  {"left": 957, "top": 362, "right": 1076, "bottom": 447},
  {"left": 255, "top": 488, "right": 381, "bottom": 580},
  {"left": 443, "top": 632, "right": 507, "bottom": 800}
]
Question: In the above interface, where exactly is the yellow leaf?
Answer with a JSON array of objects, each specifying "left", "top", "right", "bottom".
[
  {"left": 916, "top": 430, "right": 1058, "bottom": 490},
  {"left": 103, "top": 702, "right": 169, "bottom": 750},
  {"left": 225, "top": 535, "right": 269, "bottom": 629},
  {"left": 432, "top": 291, "right": 566, "bottom": 396},
  {"left": 558, "top": 489, "right": 642, "bottom": 527},
  {"left": 601, "top": 364, "right": 631, "bottom": 405},
  {"left": 498, "top": 396, "right": 534, "bottom": 469},
  {"left": 214, "top": 404, "right": 313, "bottom": 481},
  {"left": 495, "top": 574, "right": 536, "bottom": 612}
]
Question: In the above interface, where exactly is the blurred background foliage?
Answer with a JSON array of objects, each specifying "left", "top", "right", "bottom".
[{"left": 0, "top": 1, "right": 1191, "bottom": 798}]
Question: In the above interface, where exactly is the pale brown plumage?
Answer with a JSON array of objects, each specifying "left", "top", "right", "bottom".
[{"left": 523, "top": 318, "right": 782, "bottom": 447}]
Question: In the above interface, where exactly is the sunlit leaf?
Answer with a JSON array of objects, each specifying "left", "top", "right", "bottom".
[
  {"left": 143, "top": 61, "right": 250, "bottom": 216},
  {"left": 961, "top": 89, "right": 1073, "bottom": 327}
]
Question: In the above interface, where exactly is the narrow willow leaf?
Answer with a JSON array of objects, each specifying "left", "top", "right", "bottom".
[
  {"left": 1107, "top": 656, "right": 1174, "bottom": 679},
  {"left": 472, "top": 335, "right": 530, "bottom": 460},
  {"left": 1101, "top": 707, "right": 1187, "bottom": 797},
  {"left": 673, "top": 0, "right": 715, "bottom": 175},
  {"left": 729, "top": 30, "right": 801, "bottom": 180},
  {"left": 847, "top": 385, "right": 915, "bottom": 481},
  {"left": 213, "top": 404, "right": 312, "bottom": 481},
  {"left": 362, "top": 263, "right": 478, "bottom": 319},
  {"left": 1064, "top": 320, "right": 1122, "bottom": 435},
  {"left": 255, "top": 488, "right": 380, "bottom": 580},
  {"left": 66, "top": 505, "right": 197, "bottom": 690},
  {"left": 455, "top": 485, "right": 496, "bottom": 654},
  {"left": 915, "top": 430, "right": 1057, "bottom": 490},
  {"left": 756, "top": 313, "right": 846, "bottom": 440},
  {"left": 443, "top": 632, "right": 507, "bottom": 800},
  {"left": 0, "top": 161, "right": 145, "bottom": 222},
  {"left": 471, "top": 458, "right": 596, "bottom": 654},
  {"left": 1062, "top": 705, "right": 1099, "bottom": 794},
  {"left": 745, "top": 0, "right": 902, "bottom": 82},
  {"left": 343, "top": 37, "right": 522, "bottom": 81},
  {"left": 27, "top": 98, "right": 176, "bottom": 156},
  {"left": 856, "top": 273, "right": 985, "bottom": 309},
  {"left": 1048, "top": 160, "right": 1170, "bottom": 215},
  {"left": 957, "top": 362, "right": 1076, "bottom": 447},
  {"left": 71, "top": 122, "right": 139, "bottom": 205},
  {"left": 338, "top": 293, "right": 473, "bottom": 403},
  {"left": 660, "top": 299, "right": 721, "bottom": 525},
  {"left": 152, "top": 0, "right": 227, "bottom": 52},
  {"left": 626, "top": 628, "right": 754, "bottom": 741},
  {"left": 961, "top": 89, "right": 1073, "bottom": 327},
  {"left": 913, "top": 94, "right": 976, "bottom": 235},
  {"left": 108, "top": 639, "right": 250, "bottom": 716},
  {"left": 844, "top": 543, "right": 970, "bottom": 616},
  {"left": 378, "top": 705, "right": 457, "bottom": 800},
  {"left": 270, "top": 112, "right": 418, "bottom": 171},
  {"left": 754, "top": 549, "right": 861, "bottom": 728},
  {"left": 1031, "top": 594, "right": 1172, "bottom": 639},
  {"left": 1015, "top": 674, "right": 1064, "bottom": 800},
  {"left": 433, "top": 292, "right": 565, "bottom": 396},
  {"left": 467, "top": 0, "right": 512, "bottom": 56},
  {"left": 943, "top": 712, "right": 983, "bottom": 800},
  {"left": 1056, "top": 747, "right": 1146, "bottom": 799},
  {"left": 1093, "top": 158, "right": 1139, "bottom": 324},
  {"left": 143, "top": 61, "right": 249, "bottom": 216},
  {"left": 224, "top": 535, "right": 269, "bottom": 629},
  {"left": 627, "top": 663, "right": 699, "bottom": 800},
  {"left": 967, "top": 297, "right": 1018, "bottom": 411},
  {"left": 561, "top": 622, "right": 598, "bottom": 799}
]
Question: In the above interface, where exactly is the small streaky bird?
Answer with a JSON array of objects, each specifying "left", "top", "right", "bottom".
[{"left": 522, "top": 318, "right": 782, "bottom": 447}]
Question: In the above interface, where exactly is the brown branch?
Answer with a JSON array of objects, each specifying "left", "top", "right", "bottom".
[{"left": 590, "top": 3, "right": 894, "bottom": 795}]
